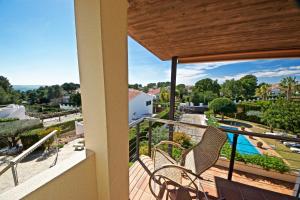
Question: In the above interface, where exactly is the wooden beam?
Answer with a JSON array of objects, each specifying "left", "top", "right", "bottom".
[
  {"left": 168, "top": 56, "right": 178, "bottom": 155},
  {"left": 178, "top": 49, "right": 300, "bottom": 64}
]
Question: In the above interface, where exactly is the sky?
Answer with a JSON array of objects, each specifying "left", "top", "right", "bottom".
[{"left": 0, "top": 0, "right": 300, "bottom": 86}]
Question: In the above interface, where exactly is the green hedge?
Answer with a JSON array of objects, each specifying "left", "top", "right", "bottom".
[
  {"left": 0, "top": 118, "right": 18, "bottom": 123},
  {"left": 221, "top": 142, "right": 290, "bottom": 173},
  {"left": 227, "top": 101, "right": 272, "bottom": 124},
  {"left": 0, "top": 119, "right": 43, "bottom": 137},
  {"left": 47, "top": 119, "right": 82, "bottom": 134},
  {"left": 20, "top": 127, "right": 61, "bottom": 150}
]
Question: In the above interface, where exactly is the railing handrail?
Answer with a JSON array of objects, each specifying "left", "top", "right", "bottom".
[
  {"left": 129, "top": 117, "right": 145, "bottom": 128},
  {"left": 145, "top": 117, "right": 300, "bottom": 143},
  {"left": 0, "top": 130, "right": 58, "bottom": 184},
  {"left": 11, "top": 130, "right": 58, "bottom": 164}
]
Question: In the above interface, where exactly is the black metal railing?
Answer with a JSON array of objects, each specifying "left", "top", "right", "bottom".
[{"left": 129, "top": 117, "right": 300, "bottom": 198}]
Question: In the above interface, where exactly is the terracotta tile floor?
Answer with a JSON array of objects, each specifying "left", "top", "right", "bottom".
[{"left": 129, "top": 155, "right": 296, "bottom": 200}]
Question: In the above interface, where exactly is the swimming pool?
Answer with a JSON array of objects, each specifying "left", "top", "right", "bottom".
[{"left": 221, "top": 126, "right": 261, "bottom": 155}]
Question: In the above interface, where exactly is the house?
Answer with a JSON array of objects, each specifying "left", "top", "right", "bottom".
[
  {"left": 147, "top": 88, "right": 160, "bottom": 99},
  {"left": 0, "top": 104, "right": 28, "bottom": 120},
  {"left": 269, "top": 83, "right": 281, "bottom": 96},
  {"left": 128, "top": 89, "right": 153, "bottom": 122}
]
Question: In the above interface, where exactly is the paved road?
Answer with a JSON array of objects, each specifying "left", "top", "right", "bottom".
[
  {"left": 176, "top": 114, "right": 207, "bottom": 141},
  {"left": 43, "top": 113, "right": 82, "bottom": 127}
]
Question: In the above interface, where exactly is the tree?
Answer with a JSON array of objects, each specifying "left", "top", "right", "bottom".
[
  {"left": 147, "top": 83, "right": 156, "bottom": 89},
  {"left": 261, "top": 99, "right": 300, "bottom": 133},
  {"left": 194, "top": 78, "right": 220, "bottom": 94},
  {"left": 159, "top": 87, "right": 170, "bottom": 103},
  {"left": 0, "top": 86, "right": 9, "bottom": 104},
  {"left": 128, "top": 83, "right": 141, "bottom": 90},
  {"left": 209, "top": 97, "right": 236, "bottom": 120},
  {"left": 191, "top": 91, "right": 218, "bottom": 105},
  {"left": 280, "top": 76, "right": 298, "bottom": 100},
  {"left": 157, "top": 82, "right": 170, "bottom": 88},
  {"left": 0, "top": 76, "right": 12, "bottom": 93},
  {"left": 70, "top": 93, "right": 82, "bottom": 106},
  {"left": 61, "top": 83, "right": 80, "bottom": 93},
  {"left": 240, "top": 75, "right": 257, "bottom": 98},
  {"left": 220, "top": 79, "right": 242, "bottom": 99},
  {"left": 255, "top": 84, "right": 270, "bottom": 100},
  {"left": 176, "top": 84, "right": 187, "bottom": 100}
]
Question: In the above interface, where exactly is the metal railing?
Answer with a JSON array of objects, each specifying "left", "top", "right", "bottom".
[
  {"left": 129, "top": 117, "right": 300, "bottom": 198},
  {"left": 0, "top": 130, "right": 59, "bottom": 186}
]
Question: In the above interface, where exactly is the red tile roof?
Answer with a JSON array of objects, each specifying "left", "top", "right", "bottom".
[
  {"left": 147, "top": 88, "right": 160, "bottom": 95},
  {"left": 128, "top": 89, "right": 142, "bottom": 100}
]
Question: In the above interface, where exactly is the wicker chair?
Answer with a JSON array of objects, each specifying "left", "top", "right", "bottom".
[{"left": 149, "top": 126, "right": 227, "bottom": 200}]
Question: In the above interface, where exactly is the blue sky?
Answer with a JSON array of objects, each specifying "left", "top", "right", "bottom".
[{"left": 1, "top": 1, "right": 300, "bottom": 86}]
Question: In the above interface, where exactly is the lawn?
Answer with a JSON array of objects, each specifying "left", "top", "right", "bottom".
[{"left": 262, "top": 138, "right": 300, "bottom": 170}]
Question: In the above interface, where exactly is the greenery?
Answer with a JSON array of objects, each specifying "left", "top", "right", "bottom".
[
  {"left": 47, "top": 119, "right": 82, "bottom": 134},
  {"left": 20, "top": 127, "right": 61, "bottom": 150},
  {"left": 221, "top": 79, "right": 242, "bottom": 99},
  {"left": 0, "top": 76, "right": 20, "bottom": 104},
  {"left": 0, "top": 119, "right": 43, "bottom": 137},
  {"left": 221, "top": 142, "right": 290, "bottom": 173},
  {"left": 261, "top": 99, "right": 300, "bottom": 134},
  {"left": 191, "top": 78, "right": 220, "bottom": 105},
  {"left": 0, "top": 75, "right": 81, "bottom": 107},
  {"left": 280, "top": 76, "right": 298, "bottom": 100},
  {"left": 255, "top": 84, "right": 270, "bottom": 100},
  {"left": 0, "top": 118, "right": 18, "bottom": 123},
  {"left": 209, "top": 98, "right": 236, "bottom": 120},
  {"left": 0, "top": 119, "right": 43, "bottom": 147}
]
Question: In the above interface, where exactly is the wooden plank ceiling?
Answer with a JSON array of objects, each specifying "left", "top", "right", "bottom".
[{"left": 128, "top": 0, "right": 300, "bottom": 63}]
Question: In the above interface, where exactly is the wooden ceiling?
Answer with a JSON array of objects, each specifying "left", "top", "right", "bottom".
[{"left": 128, "top": 0, "right": 300, "bottom": 63}]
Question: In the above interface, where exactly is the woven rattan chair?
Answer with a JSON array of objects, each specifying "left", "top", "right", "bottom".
[{"left": 149, "top": 126, "right": 227, "bottom": 200}]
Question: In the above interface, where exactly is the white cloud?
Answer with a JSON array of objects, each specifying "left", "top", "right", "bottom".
[
  {"left": 165, "top": 60, "right": 247, "bottom": 84},
  {"left": 215, "top": 66, "right": 300, "bottom": 83}
]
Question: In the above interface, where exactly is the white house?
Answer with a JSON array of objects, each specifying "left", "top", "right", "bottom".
[
  {"left": 0, "top": 104, "right": 28, "bottom": 119},
  {"left": 269, "top": 83, "right": 281, "bottom": 96},
  {"left": 128, "top": 89, "right": 153, "bottom": 123}
]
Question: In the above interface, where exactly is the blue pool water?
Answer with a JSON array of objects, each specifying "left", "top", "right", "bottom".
[{"left": 221, "top": 126, "right": 261, "bottom": 155}]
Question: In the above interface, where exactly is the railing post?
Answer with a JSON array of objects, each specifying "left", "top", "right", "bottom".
[
  {"left": 136, "top": 123, "right": 140, "bottom": 160},
  {"left": 148, "top": 121, "right": 152, "bottom": 157},
  {"left": 228, "top": 133, "right": 239, "bottom": 181},
  {"left": 11, "top": 165, "right": 18, "bottom": 186}
]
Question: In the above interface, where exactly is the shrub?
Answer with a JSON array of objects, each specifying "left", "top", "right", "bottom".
[
  {"left": 151, "top": 126, "right": 168, "bottom": 145},
  {"left": 256, "top": 141, "right": 263, "bottom": 148},
  {"left": 0, "top": 119, "right": 43, "bottom": 137},
  {"left": 173, "top": 132, "right": 192, "bottom": 149},
  {"left": 209, "top": 98, "right": 236, "bottom": 120},
  {"left": 0, "top": 118, "right": 18, "bottom": 123},
  {"left": 47, "top": 119, "right": 81, "bottom": 134},
  {"left": 20, "top": 127, "right": 61, "bottom": 150},
  {"left": 221, "top": 141, "right": 289, "bottom": 173}
]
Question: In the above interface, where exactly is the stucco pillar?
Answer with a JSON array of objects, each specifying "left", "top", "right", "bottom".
[{"left": 74, "top": 0, "right": 128, "bottom": 199}]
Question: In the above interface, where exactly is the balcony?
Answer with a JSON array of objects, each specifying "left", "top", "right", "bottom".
[{"left": 129, "top": 118, "right": 300, "bottom": 200}]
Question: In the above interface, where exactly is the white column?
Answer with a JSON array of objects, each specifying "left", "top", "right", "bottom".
[{"left": 75, "top": 0, "right": 128, "bottom": 199}]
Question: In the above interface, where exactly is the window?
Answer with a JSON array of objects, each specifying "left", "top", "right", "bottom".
[{"left": 146, "top": 100, "right": 151, "bottom": 106}]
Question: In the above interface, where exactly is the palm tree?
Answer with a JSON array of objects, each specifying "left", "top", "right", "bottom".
[
  {"left": 280, "top": 77, "right": 298, "bottom": 100},
  {"left": 255, "top": 84, "right": 269, "bottom": 100}
]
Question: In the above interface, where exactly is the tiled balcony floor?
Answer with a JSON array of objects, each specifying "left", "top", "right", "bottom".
[{"left": 129, "top": 155, "right": 296, "bottom": 200}]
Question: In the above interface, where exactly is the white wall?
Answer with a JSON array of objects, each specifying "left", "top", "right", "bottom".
[
  {"left": 0, "top": 104, "right": 27, "bottom": 119},
  {"left": 75, "top": 121, "right": 84, "bottom": 136},
  {"left": 129, "top": 93, "right": 153, "bottom": 122}
]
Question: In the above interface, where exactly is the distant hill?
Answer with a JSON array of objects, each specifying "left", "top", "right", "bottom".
[{"left": 13, "top": 85, "right": 43, "bottom": 92}]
